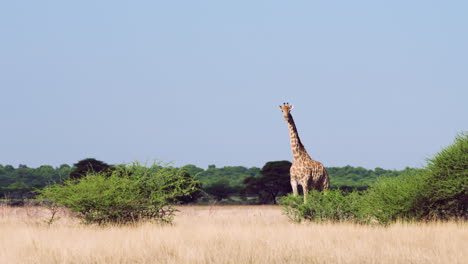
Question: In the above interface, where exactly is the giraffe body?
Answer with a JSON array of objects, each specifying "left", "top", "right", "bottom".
[
  {"left": 290, "top": 157, "right": 329, "bottom": 195},
  {"left": 279, "top": 103, "right": 330, "bottom": 202}
]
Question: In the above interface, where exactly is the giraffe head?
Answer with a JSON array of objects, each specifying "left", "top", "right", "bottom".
[{"left": 279, "top": 102, "right": 294, "bottom": 121}]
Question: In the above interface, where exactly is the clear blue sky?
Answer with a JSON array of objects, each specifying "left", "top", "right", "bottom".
[{"left": 1, "top": 1, "right": 467, "bottom": 170}]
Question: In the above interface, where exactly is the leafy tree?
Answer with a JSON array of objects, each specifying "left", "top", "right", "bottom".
[
  {"left": 15, "top": 166, "right": 36, "bottom": 188},
  {"left": 181, "top": 164, "right": 204, "bottom": 178},
  {"left": 242, "top": 161, "right": 292, "bottom": 204},
  {"left": 69, "top": 158, "right": 112, "bottom": 180},
  {"left": 0, "top": 165, "right": 14, "bottom": 187},
  {"left": 57, "top": 164, "right": 73, "bottom": 182},
  {"left": 8, "top": 181, "right": 30, "bottom": 190},
  {"left": 34, "top": 165, "right": 56, "bottom": 185},
  {"left": 204, "top": 178, "right": 238, "bottom": 201}
]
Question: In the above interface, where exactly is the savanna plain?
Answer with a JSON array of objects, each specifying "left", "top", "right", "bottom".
[{"left": 0, "top": 205, "right": 466, "bottom": 264}]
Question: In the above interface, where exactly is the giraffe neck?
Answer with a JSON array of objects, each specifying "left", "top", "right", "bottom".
[{"left": 286, "top": 113, "right": 309, "bottom": 160}]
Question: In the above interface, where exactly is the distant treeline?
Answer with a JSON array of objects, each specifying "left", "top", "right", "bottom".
[
  {"left": 180, "top": 164, "right": 419, "bottom": 190},
  {"left": 0, "top": 164, "right": 72, "bottom": 198},
  {"left": 0, "top": 161, "right": 419, "bottom": 202}
]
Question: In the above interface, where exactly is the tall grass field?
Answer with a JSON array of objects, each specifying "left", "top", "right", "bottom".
[{"left": 1, "top": 205, "right": 466, "bottom": 264}]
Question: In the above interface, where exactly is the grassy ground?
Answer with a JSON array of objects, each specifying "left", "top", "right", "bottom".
[{"left": 0, "top": 205, "right": 466, "bottom": 264}]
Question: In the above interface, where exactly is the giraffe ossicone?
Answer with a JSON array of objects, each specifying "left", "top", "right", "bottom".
[{"left": 279, "top": 103, "right": 330, "bottom": 203}]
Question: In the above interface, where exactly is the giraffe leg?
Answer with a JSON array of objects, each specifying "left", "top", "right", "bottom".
[
  {"left": 302, "top": 184, "right": 308, "bottom": 203},
  {"left": 290, "top": 178, "right": 298, "bottom": 196}
]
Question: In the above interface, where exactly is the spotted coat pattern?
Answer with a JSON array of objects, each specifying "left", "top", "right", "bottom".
[{"left": 279, "top": 103, "right": 330, "bottom": 202}]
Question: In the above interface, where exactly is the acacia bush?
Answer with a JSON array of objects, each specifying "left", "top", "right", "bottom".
[{"left": 38, "top": 162, "right": 200, "bottom": 225}]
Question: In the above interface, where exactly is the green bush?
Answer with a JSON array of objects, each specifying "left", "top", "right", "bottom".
[
  {"left": 359, "top": 134, "right": 467, "bottom": 223},
  {"left": 280, "top": 133, "right": 467, "bottom": 224},
  {"left": 280, "top": 171, "right": 429, "bottom": 224},
  {"left": 37, "top": 162, "right": 200, "bottom": 225},
  {"left": 421, "top": 133, "right": 468, "bottom": 219},
  {"left": 358, "top": 170, "right": 428, "bottom": 224},
  {"left": 280, "top": 190, "right": 362, "bottom": 223}
]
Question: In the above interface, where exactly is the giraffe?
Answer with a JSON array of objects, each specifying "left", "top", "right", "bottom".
[{"left": 279, "top": 103, "right": 330, "bottom": 202}]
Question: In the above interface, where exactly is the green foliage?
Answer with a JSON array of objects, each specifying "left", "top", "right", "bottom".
[
  {"left": 242, "top": 161, "right": 292, "bottom": 204},
  {"left": 204, "top": 178, "right": 239, "bottom": 201},
  {"left": 327, "top": 165, "right": 415, "bottom": 189},
  {"left": 181, "top": 164, "right": 261, "bottom": 201},
  {"left": 281, "top": 167, "right": 445, "bottom": 225},
  {"left": 359, "top": 134, "right": 468, "bottom": 223},
  {"left": 280, "top": 171, "right": 427, "bottom": 224},
  {"left": 0, "top": 162, "right": 417, "bottom": 202},
  {"left": 280, "top": 190, "right": 362, "bottom": 223},
  {"left": 37, "top": 162, "right": 201, "bottom": 225},
  {"left": 194, "top": 165, "right": 261, "bottom": 189},
  {"left": 421, "top": 133, "right": 468, "bottom": 219},
  {"left": 180, "top": 164, "right": 204, "bottom": 178},
  {"left": 169, "top": 171, "right": 203, "bottom": 204},
  {"left": 358, "top": 170, "right": 428, "bottom": 224},
  {"left": 281, "top": 133, "right": 468, "bottom": 224},
  {"left": 0, "top": 164, "right": 72, "bottom": 198}
]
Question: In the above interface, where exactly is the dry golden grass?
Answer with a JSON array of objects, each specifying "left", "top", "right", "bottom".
[{"left": 0, "top": 204, "right": 466, "bottom": 264}]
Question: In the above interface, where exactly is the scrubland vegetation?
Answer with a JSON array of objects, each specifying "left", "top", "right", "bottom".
[
  {"left": 1, "top": 160, "right": 419, "bottom": 203},
  {"left": 0, "top": 133, "right": 465, "bottom": 262},
  {"left": 281, "top": 133, "right": 467, "bottom": 224},
  {"left": 1, "top": 205, "right": 466, "bottom": 264}
]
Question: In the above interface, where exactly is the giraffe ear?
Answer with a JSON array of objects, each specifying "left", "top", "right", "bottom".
[
  {"left": 290, "top": 105, "right": 294, "bottom": 111},
  {"left": 279, "top": 105, "right": 283, "bottom": 110}
]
